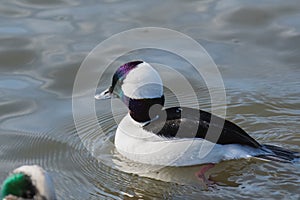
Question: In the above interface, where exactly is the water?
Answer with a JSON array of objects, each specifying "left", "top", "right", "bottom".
[{"left": 0, "top": 0, "right": 299, "bottom": 199}]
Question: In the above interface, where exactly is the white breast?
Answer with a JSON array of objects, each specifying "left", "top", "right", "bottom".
[{"left": 115, "top": 114, "right": 262, "bottom": 166}]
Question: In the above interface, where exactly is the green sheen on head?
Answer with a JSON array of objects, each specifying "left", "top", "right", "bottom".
[{"left": 1, "top": 173, "right": 36, "bottom": 199}]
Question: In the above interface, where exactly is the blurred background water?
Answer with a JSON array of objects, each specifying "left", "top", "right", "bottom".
[{"left": 0, "top": 0, "right": 299, "bottom": 199}]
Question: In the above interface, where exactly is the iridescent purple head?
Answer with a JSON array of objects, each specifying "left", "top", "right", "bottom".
[
  {"left": 95, "top": 60, "right": 163, "bottom": 100},
  {"left": 95, "top": 60, "right": 165, "bottom": 122},
  {"left": 109, "top": 60, "right": 143, "bottom": 94}
]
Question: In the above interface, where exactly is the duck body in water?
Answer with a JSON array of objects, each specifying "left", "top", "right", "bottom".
[{"left": 95, "top": 61, "right": 299, "bottom": 166}]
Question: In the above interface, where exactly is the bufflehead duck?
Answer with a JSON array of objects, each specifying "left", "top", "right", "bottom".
[
  {"left": 95, "top": 61, "right": 298, "bottom": 167},
  {"left": 1, "top": 165, "right": 56, "bottom": 200}
]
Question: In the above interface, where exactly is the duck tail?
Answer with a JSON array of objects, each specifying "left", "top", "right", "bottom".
[{"left": 255, "top": 144, "right": 299, "bottom": 163}]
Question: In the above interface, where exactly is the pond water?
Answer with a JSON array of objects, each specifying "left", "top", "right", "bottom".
[{"left": 0, "top": 0, "right": 299, "bottom": 199}]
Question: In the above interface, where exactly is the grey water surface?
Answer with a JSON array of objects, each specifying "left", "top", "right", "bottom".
[{"left": 0, "top": 0, "right": 299, "bottom": 199}]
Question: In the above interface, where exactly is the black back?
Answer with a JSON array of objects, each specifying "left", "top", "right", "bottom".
[{"left": 143, "top": 107, "right": 261, "bottom": 148}]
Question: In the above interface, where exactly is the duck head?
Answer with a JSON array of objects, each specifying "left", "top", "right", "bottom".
[
  {"left": 1, "top": 165, "right": 56, "bottom": 200},
  {"left": 95, "top": 61, "right": 165, "bottom": 123}
]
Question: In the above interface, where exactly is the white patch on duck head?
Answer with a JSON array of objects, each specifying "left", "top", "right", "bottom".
[
  {"left": 13, "top": 165, "right": 56, "bottom": 200},
  {"left": 122, "top": 62, "right": 163, "bottom": 99}
]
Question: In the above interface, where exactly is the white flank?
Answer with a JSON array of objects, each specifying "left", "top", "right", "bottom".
[{"left": 114, "top": 114, "right": 264, "bottom": 166}]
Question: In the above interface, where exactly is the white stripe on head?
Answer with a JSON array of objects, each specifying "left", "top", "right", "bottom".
[{"left": 122, "top": 62, "right": 163, "bottom": 99}]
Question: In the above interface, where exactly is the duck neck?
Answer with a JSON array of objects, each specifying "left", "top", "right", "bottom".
[{"left": 124, "top": 95, "right": 165, "bottom": 123}]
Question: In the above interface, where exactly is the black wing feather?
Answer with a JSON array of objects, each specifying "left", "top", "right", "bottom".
[{"left": 143, "top": 107, "right": 261, "bottom": 148}]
